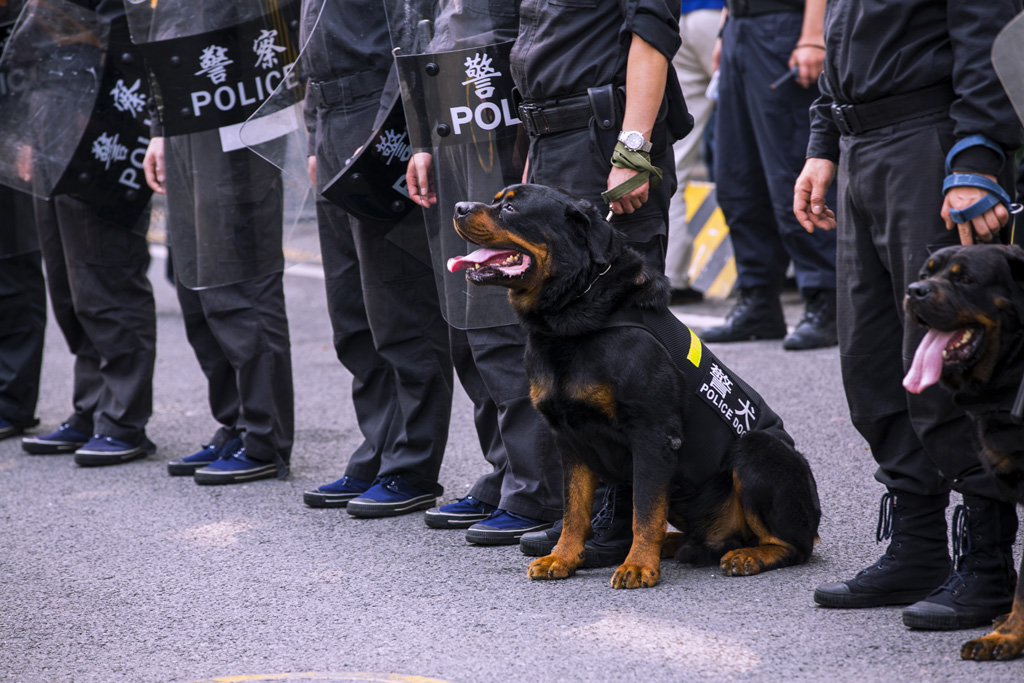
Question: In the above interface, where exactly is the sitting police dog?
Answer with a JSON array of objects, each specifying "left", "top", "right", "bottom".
[
  {"left": 904, "top": 244, "right": 1024, "bottom": 661},
  {"left": 448, "top": 184, "right": 820, "bottom": 589}
]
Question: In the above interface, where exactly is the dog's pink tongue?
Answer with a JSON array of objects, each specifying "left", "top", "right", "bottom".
[
  {"left": 447, "top": 248, "right": 510, "bottom": 273},
  {"left": 903, "top": 329, "right": 956, "bottom": 394}
]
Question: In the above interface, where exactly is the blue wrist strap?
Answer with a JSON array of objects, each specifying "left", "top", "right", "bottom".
[
  {"left": 944, "top": 134, "right": 1006, "bottom": 175},
  {"left": 943, "top": 172, "right": 1022, "bottom": 224}
]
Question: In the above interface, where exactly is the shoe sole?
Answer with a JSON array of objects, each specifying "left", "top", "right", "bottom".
[
  {"left": 347, "top": 496, "right": 436, "bottom": 518},
  {"left": 168, "top": 461, "right": 216, "bottom": 476},
  {"left": 902, "top": 610, "right": 999, "bottom": 631},
  {"left": 22, "top": 440, "right": 86, "bottom": 455},
  {"left": 303, "top": 491, "right": 363, "bottom": 508},
  {"left": 519, "top": 537, "right": 628, "bottom": 568},
  {"left": 424, "top": 511, "right": 493, "bottom": 529},
  {"left": 813, "top": 587, "right": 934, "bottom": 608},
  {"left": 74, "top": 450, "right": 146, "bottom": 467},
  {"left": 466, "top": 523, "right": 553, "bottom": 546},
  {"left": 194, "top": 467, "right": 280, "bottom": 485}
]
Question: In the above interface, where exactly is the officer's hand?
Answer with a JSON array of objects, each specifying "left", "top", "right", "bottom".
[
  {"left": 789, "top": 45, "right": 825, "bottom": 89},
  {"left": 143, "top": 137, "right": 166, "bottom": 195},
  {"left": 793, "top": 158, "right": 837, "bottom": 232},
  {"left": 607, "top": 166, "right": 648, "bottom": 215},
  {"left": 308, "top": 156, "right": 317, "bottom": 188},
  {"left": 407, "top": 152, "right": 435, "bottom": 208},
  {"left": 942, "top": 177, "right": 1009, "bottom": 245},
  {"left": 16, "top": 144, "right": 32, "bottom": 182}
]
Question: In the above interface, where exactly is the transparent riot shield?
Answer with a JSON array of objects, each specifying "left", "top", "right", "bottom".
[
  {"left": 385, "top": 0, "right": 525, "bottom": 329},
  {"left": 0, "top": 1, "right": 36, "bottom": 258},
  {"left": 124, "top": 0, "right": 312, "bottom": 289},
  {"left": 993, "top": 12, "right": 1024, "bottom": 128},
  {"left": 0, "top": 0, "right": 106, "bottom": 201}
]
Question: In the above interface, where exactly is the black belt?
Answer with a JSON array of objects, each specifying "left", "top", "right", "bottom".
[
  {"left": 307, "top": 70, "right": 387, "bottom": 108},
  {"left": 830, "top": 84, "right": 955, "bottom": 136},
  {"left": 518, "top": 94, "right": 592, "bottom": 136},
  {"left": 726, "top": 0, "right": 802, "bottom": 17}
]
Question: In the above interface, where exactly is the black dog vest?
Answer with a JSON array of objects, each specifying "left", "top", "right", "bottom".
[{"left": 605, "top": 307, "right": 793, "bottom": 492}]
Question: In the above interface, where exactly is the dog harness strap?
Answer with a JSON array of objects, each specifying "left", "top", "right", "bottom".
[
  {"left": 942, "top": 172, "right": 1022, "bottom": 224},
  {"left": 600, "top": 143, "right": 663, "bottom": 205}
]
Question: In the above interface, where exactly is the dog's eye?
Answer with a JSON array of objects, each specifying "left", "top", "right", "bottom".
[{"left": 502, "top": 203, "right": 516, "bottom": 213}]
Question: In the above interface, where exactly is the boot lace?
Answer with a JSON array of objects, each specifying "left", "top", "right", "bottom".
[
  {"left": 936, "top": 504, "right": 970, "bottom": 596},
  {"left": 591, "top": 485, "right": 621, "bottom": 532},
  {"left": 860, "top": 492, "right": 896, "bottom": 574}
]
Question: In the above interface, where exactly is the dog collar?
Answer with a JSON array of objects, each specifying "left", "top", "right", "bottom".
[{"left": 576, "top": 263, "right": 612, "bottom": 299}]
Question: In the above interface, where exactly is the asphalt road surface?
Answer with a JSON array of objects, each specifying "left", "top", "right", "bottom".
[{"left": 2, "top": 250, "right": 1022, "bottom": 683}]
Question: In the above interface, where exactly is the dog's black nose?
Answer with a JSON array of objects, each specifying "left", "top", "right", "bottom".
[
  {"left": 907, "top": 280, "right": 935, "bottom": 299},
  {"left": 454, "top": 202, "right": 473, "bottom": 218}
]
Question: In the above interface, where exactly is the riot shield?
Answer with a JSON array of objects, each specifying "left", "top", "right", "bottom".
[
  {"left": 385, "top": 0, "right": 526, "bottom": 329},
  {"left": 0, "top": 0, "right": 106, "bottom": 200},
  {"left": 993, "top": 12, "right": 1024, "bottom": 128},
  {"left": 125, "top": 0, "right": 313, "bottom": 289},
  {"left": 0, "top": 1, "right": 36, "bottom": 258}
]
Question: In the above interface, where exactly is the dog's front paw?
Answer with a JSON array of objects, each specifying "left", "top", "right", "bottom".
[
  {"left": 720, "top": 548, "right": 765, "bottom": 576},
  {"left": 961, "top": 630, "right": 1024, "bottom": 661},
  {"left": 528, "top": 554, "right": 577, "bottom": 580},
  {"left": 610, "top": 562, "right": 659, "bottom": 589}
]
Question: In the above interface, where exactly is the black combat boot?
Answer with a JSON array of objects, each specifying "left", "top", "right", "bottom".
[
  {"left": 782, "top": 289, "right": 838, "bottom": 350},
  {"left": 814, "top": 490, "right": 952, "bottom": 607},
  {"left": 700, "top": 287, "right": 787, "bottom": 343},
  {"left": 519, "top": 484, "right": 633, "bottom": 568},
  {"left": 902, "top": 496, "right": 1018, "bottom": 630}
]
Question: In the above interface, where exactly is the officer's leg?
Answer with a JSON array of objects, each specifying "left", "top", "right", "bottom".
[
  {"left": 0, "top": 250, "right": 45, "bottom": 431},
  {"left": 349, "top": 212, "right": 453, "bottom": 495},
  {"left": 53, "top": 195, "right": 156, "bottom": 445}
]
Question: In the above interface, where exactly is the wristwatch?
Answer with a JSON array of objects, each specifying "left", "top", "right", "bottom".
[{"left": 617, "top": 130, "right": 652, "bottom": 153}]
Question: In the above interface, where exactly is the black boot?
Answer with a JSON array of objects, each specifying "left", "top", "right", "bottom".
[
  {"left": 902, "top": 496, "right": 1018, "bottom": 630},
  {"left": 783, "top": 289, "right": 838, "bottom": 350},
  {"left": 519, "top": 484, "right": 633, "bottom": 568},
  {"left": 814, "top": 490, "right": 951, "bottom": 607},
  {"left": 700, "top": 287, "right": 787, "bottom": 343}
]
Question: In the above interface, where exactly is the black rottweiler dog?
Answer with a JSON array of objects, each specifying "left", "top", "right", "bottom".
[
  {"left": 449, "top": 183, "right": 820, "bottom": 589},
  {"left": 904, "top": 243, "right": 1024, "bottom": 660}
]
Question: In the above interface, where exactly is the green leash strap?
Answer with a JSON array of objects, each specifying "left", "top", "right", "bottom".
[{"left": 600, "top": 141, "right": 664, "bottom": 205}]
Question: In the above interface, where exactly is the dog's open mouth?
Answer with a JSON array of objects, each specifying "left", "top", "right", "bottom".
[
  {"left": 447, "top": 247, "right": 532, "bottom": 283},
  {"left": 903, "top": 325, "right": 984, "bottom": 393}
]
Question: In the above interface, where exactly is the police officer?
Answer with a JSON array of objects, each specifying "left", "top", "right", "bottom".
[
  {"left": 502, "top": 0, "right": 687, "bottom": 561},
  {"left": 17, "top": 0, "right": 158, "bottom": 466},
  {"left": 0, "top": 188, "right": 45, "bottom": 442},
  {"left": 794, "top": 0, "right": 1022, "bottom": 631},
  {"left": 701, "top": 0, "right": 838, "bottom": 350},
  {"left": 299, "top": 0, "right": 454, "bottom": 516},
  {"left": 141, "top": 3, "right": 295, "bottom": 485},
  {"left": 404, "top": 0, "right": 563, "bottom": 543}
]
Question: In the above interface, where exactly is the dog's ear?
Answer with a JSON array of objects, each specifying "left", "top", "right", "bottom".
[
  {"left": 564, "top": 198, "right": 613, "bottom": 266},
  {"left": 995, "top": 245, "right": 1024, "bottom": 323},
  {"left": 1004, "top": 245, "right": 1024, "bottom": 286}
]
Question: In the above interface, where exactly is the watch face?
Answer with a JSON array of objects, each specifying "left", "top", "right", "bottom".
[{"left": 624, "top": 131, "right": 643, "bottom": 149}]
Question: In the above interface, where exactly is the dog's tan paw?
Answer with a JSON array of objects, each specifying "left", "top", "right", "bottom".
[
  {"left": 720, "top": 549, "right": 765, "bottom": 576},
  {"left": 528, "top": 555, "right": 576, "bottom": 580},
  {"left": 610, "top": 563, "right": 659, "bottom": 589}
]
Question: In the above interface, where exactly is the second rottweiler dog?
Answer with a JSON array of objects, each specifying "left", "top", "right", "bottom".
[
  {"left": 904, "top": 243, "right": 1024, "bottom": 661},
  {"left": 448, "top": 184, "right": 820, "bottom": 589}
]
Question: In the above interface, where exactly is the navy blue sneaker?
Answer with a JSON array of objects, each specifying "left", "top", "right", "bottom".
[
  {"left": 346, "top": 475, "right": 436, "bottom": 518},
  {"left": 22, "top": 423, "right": 90, "bottom": 455},
  {"left": 193, "top": 444, "right": 282, "bottom": 485},
  {"left": 0, "top": 416, "right": 20, "bottom": 441},
  {"left": 303, "top": 475, "right": 372, "bottom": 508},
  {"left": 74, "top": 434, "right": 154, "bottom": 467},
  {"left": 465, "top": 510, "right": 554, "bottom": 546},
  {"left": 424, "top": 495, "right": 498, "bottom": 529},
  {"left": 167, "top": 438, "right": 241, "bottom": 476}
]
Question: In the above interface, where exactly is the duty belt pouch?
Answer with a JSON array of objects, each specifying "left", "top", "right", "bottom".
[{"left": 588, "top": 84, "right": 617, "bottom": 131}]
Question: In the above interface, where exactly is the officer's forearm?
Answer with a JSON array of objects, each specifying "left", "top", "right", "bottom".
[{"left": 621, "top": 34, "right": 668, "bottom": 139}]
